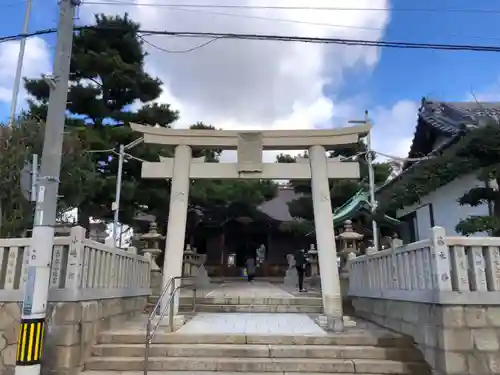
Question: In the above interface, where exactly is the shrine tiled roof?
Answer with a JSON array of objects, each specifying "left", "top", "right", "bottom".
[
  {"left": 257, "top": 186, "right": 298, "bottom": 222},
  {"left": 406, "top": 99, "right": 500, "bottom": 161},
  {"left": 377, "top": 99, "right": 500, "bottom": 195},
  {"left": 332, "top": 190, "right": 399, "bottom": 226},
  {"left": 418, "top": 100, "right": 500, "bottom": 137}
]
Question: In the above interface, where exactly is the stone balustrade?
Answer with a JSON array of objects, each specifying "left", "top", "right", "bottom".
[
  {"left": 349, "top": 226, "right": 500, "bottom": 375},
  {"left": 0, "top": 226, "right": 151, "bottom": 302},
  {"left": 349, "top": 226, "right": 500, "bottom": 304},
  {"left": 0, "top": 226, "right": 151, "bottom": 375}
]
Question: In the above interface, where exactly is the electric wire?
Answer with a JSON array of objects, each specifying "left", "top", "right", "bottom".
[
  {"left": 82, "top": 1, "right": 500, "bottom": 15},
  {"left": 95, "top": 4, "right": 386, "bottom": 32},
  {"left": 3, "top": 27, "right": 500, "bottom": 54},
  {"left": 137, "top": 34, "right": 222, "bottom": 53},
  {"left": 59, "top": 2, "right": 500, "bottom": 42},
  {"left": 114, "top": 29, "right": 500, "bottom": 53}
]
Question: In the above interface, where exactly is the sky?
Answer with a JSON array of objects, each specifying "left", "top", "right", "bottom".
[{"left": 1, "top": 0, "right": 500, "bottom": 163}]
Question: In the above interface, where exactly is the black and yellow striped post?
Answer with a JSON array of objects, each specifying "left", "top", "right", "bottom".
[{"left": 16, "top": 318, "right": 45, "bottom": 367}]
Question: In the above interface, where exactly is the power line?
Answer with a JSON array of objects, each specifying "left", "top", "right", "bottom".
[
  {"left": 137, "top": 34, "right": 221, "bottom": 53},
  {"left": 82, "top": 1, "right": 500, "bottom": 15},
  {"left": 87, "top": 3, "right": 384, "bottom": 32},
  {"left": 81, "top": 2, "right": 500, "bottom": 42},
  {"left": 3, "top": 26, "right": 500, "bottom": 54},
  {"left": 166, "top": 6, "right": 382, "bottom": 32},
  {"left": 0, "top": 27, "right": 57, "bottom": 43},
  {"left": 118, "top": 29, "right": 500, "bottom": 53}
]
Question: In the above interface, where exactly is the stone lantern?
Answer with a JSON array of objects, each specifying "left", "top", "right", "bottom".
[
  {"left": 336, "top": 220, "right": 363, "bottom": 275},
  {"left": 303, "top": 244, "right": 320, "bottom": 289},
  {"left": 140, "top": 221, "right": 164, "bottom": 299},
  {"left": 140, "top": 221, "right": 164, "bottom": 272},
  {"left": 306, "top": 244, "right": 319, "bottom": 276}
]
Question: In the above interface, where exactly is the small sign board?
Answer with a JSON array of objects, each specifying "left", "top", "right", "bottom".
[{"left": 22, "top": 266, "right": 36, "bottom": 316}]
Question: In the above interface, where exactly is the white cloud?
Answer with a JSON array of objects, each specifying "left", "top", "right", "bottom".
[
  {"left": 0, "top": 37, "right": 52, "bottom": 112},
  {"left": 82, "top": 0, "right": 390, "bottom": 134},
  {"left": 371, "top": 100, "right": 419, "bottom": 159}
]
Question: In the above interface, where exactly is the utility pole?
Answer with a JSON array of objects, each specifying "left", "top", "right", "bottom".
[
  {"left": 349, "top": 111, "right": 379, "bottom": 251},
  {"left": 15, "top": 1, "right": 80, "bottom": 375},
  {"left": 364, "top": 111, "right": 379, "bottom": 251},
  {"left": 9, "top": 0, "right": 33, "bottom": 126},
  {"left": 113, "top": 144, "right": 124, "bottom": 247}
]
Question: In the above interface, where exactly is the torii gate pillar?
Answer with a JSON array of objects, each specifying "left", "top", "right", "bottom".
[
  {"left": 309, "top": 145, "right": 343, "bottom": 330},
  {"left": 162, "top": 144, "right": 191, "bottom": 315}
]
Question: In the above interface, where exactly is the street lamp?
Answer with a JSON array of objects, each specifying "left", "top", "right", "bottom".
[
  {"left": 112, "top": 136, "right": 144, "bottom": 247},
  {"left": 90, "top": 124, "right": 163, "bottom": 248}
]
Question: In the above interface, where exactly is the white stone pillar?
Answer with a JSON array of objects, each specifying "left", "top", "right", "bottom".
[
  {"left": 161, "top": 145, "right": 192, "bottom": 315},
  {"left": 309, "top": 145, "right": 343, "bottom": 331}
]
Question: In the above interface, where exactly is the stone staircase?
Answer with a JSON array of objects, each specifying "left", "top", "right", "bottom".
[
  {"left": 180, "top": 296, "right": 323, "bottom": 314},
  {"left": 84, "top": 328, "right": 430, "bottom": 374}
]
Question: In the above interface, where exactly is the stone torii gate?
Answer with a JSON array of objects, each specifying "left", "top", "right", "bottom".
[{"left": 130, "top": 123, "right": 370, "bottom": 330}]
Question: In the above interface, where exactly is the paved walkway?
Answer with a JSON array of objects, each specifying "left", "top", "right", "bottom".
[
  {"left": 177, "top": 312, "right": 327, "bottom": 335},
  {"left": 177, "top": 281, "right": 325, "bottom": 335},
  {"left": 205, "top": 281, "right": 294, "bottom": 298}
]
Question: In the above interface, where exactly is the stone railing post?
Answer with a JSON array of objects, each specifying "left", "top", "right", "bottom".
[
  {"left": 65, "top": 226, "right": 86, "bottom": 295},
  {"left": 430, "top": 226, "right": 452, "bottom": 291},
  {"left": 391, "top": 233, "right": 403, "bottom": 250},
  {"left": 128, "top": 246, "right": 138, "bottom": 288}
]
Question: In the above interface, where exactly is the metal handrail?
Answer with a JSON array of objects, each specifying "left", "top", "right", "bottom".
[{"left": 144, "top": 276, "right": 197, "bottom": 375}]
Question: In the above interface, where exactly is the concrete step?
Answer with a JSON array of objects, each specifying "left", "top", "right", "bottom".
[
  {"left": 188, "top": 304, "right": 322, "bottom": 313},
  {"left": 84, "top": 356, "right": 429, "bottom": 373},
  {"left": 97, "top": 333, "right": 415, "bottom": 348},
  {"left": 180, "top": 297, "right": 323, "bottom": 306},
  {"left": 91, "top": 343, "right": 423, "bottom": 361}
]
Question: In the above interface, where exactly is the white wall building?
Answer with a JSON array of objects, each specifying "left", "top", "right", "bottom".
[
  {"left": 378, "top": 99, "right": 500, "bottom": 243},
  {"left": 396, "top": 174, "right": 490, "bottom": 241}
]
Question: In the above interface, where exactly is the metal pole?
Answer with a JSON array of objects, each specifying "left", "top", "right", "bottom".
[
  {"left": 31, "top": 154, "right": 39, "bottom": 202},
  {"left": 365, "top": 110, "right": 379, "bottom": 251},
  {"left": 9, "top": 0, "right": 33, "bottom": 126},
  {"left": 113, "top": 144, "right": 124, "bottom": 247},
  {"left": 15, "top": 1, "right": 79, "bottom": 375}
]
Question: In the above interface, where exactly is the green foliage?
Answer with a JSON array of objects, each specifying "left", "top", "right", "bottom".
[
  {"left": 279, "top": 140, "right": 392, "bottom": 223},
  {"left": 377, "top": 124, "right": 500, "bottom": 213},
  {"left": 23, "top": 14, "right": 180, "bottom": 230},
  {"left": 22, "top": 13, "right": 278, "bottom": 239},
  {"left": 456, "top": 216, "right": 500, "bottom": 236},
  {"left": 275, "top": 153, "right": 298, "bottom": 163},
  {"left": 279, "top": 220, "right": 314, "bottom": 235},
  {"left": 0, "top": 119, "right": 97, "bottom": 236},
  {"left": 458, "top": 187, "right": 499, "bottom": 207},
  {"left": 191, "top": 180, "right": 277, "bottom": 211},
  {"left": 376, "top": 123, "right": 500, "bottom": 236},
  {"left": 287, "top": 196, "right": 314, "bottom": 221}
]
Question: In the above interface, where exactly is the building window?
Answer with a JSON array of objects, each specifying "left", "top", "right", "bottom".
[
  {"left": 399, "top": 211, "right": 418, "bottom": 244},
  {"left": 428, "top": 203, "right": 435, "bottom": 227}
]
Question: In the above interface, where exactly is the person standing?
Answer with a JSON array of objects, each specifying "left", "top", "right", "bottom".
[
  {"left": 245, "top": 256, "right": 256, "bottom": 283},
  {"left": 294, "top": 248, "right": 308, "bottom": 292}
]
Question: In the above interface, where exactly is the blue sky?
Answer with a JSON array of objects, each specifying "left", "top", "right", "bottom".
[
  {"left": 1, "top": 0, "right": 500, "bottom": 158},
  {"left": 365, "top": 0, "right": 500, "bottom": 108}
]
